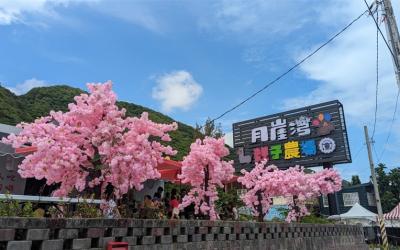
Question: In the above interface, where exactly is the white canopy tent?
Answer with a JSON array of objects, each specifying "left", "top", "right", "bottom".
[{"left": 328, "top": 203, "right": 377, "bottom": 226}]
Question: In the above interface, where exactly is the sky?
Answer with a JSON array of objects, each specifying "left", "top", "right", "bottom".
[{"left": 0, "top": 0, "right": 399, "bottom": 182}]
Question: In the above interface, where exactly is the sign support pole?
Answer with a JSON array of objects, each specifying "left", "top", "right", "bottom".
[
  {"left": 364, "top": 125, "right": 388, "bottom": 249},
  {"left": 323, "top": 162, "right": 338, "bottom": 215}
]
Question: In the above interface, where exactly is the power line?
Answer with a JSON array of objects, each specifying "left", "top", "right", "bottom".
[
  {"left": 202, "top": 10, "right": 368, "bottom": 127},
  {"left": 378, "top": 89, "right": 400, "bottom": 161},
  {"left": 352, "top": 143, "right": 365, "bottom": 161},
  {"left": 363, "top": 0, "right": 399, "bottom": 67},
  {"left": 371, "top": 8, "right": 380, "bottom": 140},
  {"left": 373, "top": 143, "right": 380, "bottom": 161},
  {"left": 363, "top": 0, "right": 400, "bottom": 163}
]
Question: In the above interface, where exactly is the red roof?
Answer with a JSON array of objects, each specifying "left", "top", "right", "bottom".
[
  {"left": 157, "top": 159, "right": 182, "bottom": 183},
  {"left": 15, "top": 146, "right": 37, "bottom": 154},
  {"left": 157, "top": 159, "right": 182, "bottom": 170}
]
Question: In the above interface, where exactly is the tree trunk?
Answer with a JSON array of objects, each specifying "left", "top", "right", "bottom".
[
  {"left": 292, "top": 195, "right": 300, "bottom": 223},
  {"left": 204, "top": 165, "right": 210, "bottom": 219},
  {"left": 256, "top": 190, "right": 263, "bottom": 222}
]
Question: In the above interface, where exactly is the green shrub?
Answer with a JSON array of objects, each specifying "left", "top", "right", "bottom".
[
  {"left": 0, "top": 194, "right": 19, "bottom": 216},
  {"left": 300, "top": 214, "right": 332, "bottom": 224},
  {"left": 74, "top": 199, "right": 101, "bottom": 218},
  {"left": 0, "top": 193, "right": 34, "bottom": 217},
  {"left": 20, "top": 202, "right": 34, "bottom": 217},
  {"left": 368, "top": 244, "right": 400, "bottom": 250},
  {"left": 239, "top": 214, "right": 254, "bottom": 221}
]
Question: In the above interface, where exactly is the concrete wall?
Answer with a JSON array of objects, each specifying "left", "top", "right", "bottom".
[{"left": 0, "top": 218, "right": 368, "bottom": 250}]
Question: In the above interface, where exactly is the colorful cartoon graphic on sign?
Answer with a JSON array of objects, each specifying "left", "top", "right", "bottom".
[{"left": 312, "top": 112, "right": 335, "bottom": 136}]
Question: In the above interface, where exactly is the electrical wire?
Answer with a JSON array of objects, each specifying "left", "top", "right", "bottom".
[
  {"left": 369, "top": 7, "right": 380, "bottom": 162},
  {"left": 378, "top": 89, "right": 400, "bottom": 162},
  {"left": 352, "top": 143, "right": 365, "bottom": 162},
  {"left": 361, "top": 0, "right": 400, "bottom": 165},
  {"left": 371, "top": 8, "right": 379, "bottom": 140},
  {"left": 200, "top": 10, "right": 368, "bottom": 128},
  {"left": 373, "top": 144, "right": 380, "bottom": 161},
  {"left": 363, "top": 0, "right": 399, "bottom": 68}
]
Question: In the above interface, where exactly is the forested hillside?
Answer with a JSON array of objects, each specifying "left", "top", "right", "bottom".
[{"left": 0, "top": 85, "right": 201, "bottom": 160}]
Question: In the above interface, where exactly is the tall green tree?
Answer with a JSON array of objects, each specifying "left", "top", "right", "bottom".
[
  {"left": 195, "top": 118, "right": 224, "bottom": 139},
  {"left": 194, "top": 118, "right": 237, "bottom": 161},
  {"left": 350, "top": 175, "right": 361, "bottom": 185},
  {"left": 374, "top": 164, "right": 400, "bottom": 213}
]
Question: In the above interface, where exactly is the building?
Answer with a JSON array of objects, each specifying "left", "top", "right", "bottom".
[
  {"left": 319, "top": 182, "right": 378, "bottom": 215},
  {"left": 0, "top": 123, "right": 27, "bottom": 195}
]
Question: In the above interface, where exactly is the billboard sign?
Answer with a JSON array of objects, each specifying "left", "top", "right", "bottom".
[{"left": 233, "top": 100, "right": 351, "bottom": 171}]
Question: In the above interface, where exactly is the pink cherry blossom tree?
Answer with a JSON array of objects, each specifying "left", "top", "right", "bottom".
[
  {"left": 178, "top": 137, "right": 234, "bottom": 220},
  {"left": 2, "top": 81, "right": 177, "bottom": 198},
  {"left": 238, "top": 160, "right": 341, "bottom": 222}
]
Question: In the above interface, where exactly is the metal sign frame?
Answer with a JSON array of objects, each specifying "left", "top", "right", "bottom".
[{"left": 232, "top": 100, "right": 351, "bottom": 171}]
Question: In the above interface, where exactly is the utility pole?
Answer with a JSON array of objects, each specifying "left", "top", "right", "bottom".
[
  {"left": 382, "top": 0, "right": 400, "bottom": 89},
  {"left": 364, "top": 126, "right": 388, "bottom": 249}
]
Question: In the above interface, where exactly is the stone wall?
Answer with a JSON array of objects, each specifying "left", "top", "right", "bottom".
[{"left": 0, "top": 218, "right": 368, "bottom": 250}]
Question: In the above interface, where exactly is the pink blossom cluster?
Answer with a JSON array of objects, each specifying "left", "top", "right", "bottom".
[
  {"left": 178, "top": 137, "right": 234, "bottom": 220},
  {"left": 237, "top": 160, "right": 341, "bottom": 222},
  {"left": 3, "top": 81, "right": 177, "bottom": 198}
]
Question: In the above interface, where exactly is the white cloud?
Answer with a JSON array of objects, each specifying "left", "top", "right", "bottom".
[
  {"left": 91, "top": 1, "right": 163, "bottom": 33},
  {"left": 5, "top": 78, "right": 49, "bottom": 95},
  {"left": 0, "top": 0, "right": 163, "bottom": 32},
  {"left": 0, "top": 0, "right": 48, "bottom": 25},
  {"left": 0, "top": 0, "right": 340, "bottom": 36},
  {"left": 199, "top": 0, "right": 317, "bottom": 41},
  {"left": 223, "top": 132, "right": 233, "bottom": 147},
  {"left": 279, "top": 1, "right": 400, "bottom": 180},
  {"left": 0, "top": 0, "right": 85, "bottom": 25},
  {"left": 283, "top": 1, "right": 399, "bottom": 130},
  {"left": 152, "top": 70, "right": 203, "bottom": 113}
]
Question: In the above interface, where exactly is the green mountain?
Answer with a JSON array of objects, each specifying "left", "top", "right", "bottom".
[{"left": 0, "top": 84, "right": 201, "bottom": 160}]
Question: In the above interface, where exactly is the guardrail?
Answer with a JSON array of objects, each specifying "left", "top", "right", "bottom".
[{"left": 0, "top": 194, "right": 101, "bottom": 204}]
